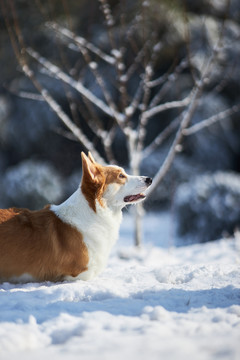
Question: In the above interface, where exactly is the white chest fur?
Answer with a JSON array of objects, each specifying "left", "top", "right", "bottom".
[{"left": 51, "top": 189, "right": 122, "bottom": 281}]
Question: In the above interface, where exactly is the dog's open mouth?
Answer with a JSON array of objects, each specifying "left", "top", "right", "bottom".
[{"left": 124, "top": 193, "right": 146, "bottom": 203}]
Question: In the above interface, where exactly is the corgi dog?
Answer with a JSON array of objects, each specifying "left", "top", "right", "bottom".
[{"left": 0, "top": 152, "right": 152, "bottom": 283}]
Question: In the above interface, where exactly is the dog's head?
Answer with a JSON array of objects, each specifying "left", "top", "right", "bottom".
[{"left": 81, "top": 152, "right": 152, "bottom": 211}]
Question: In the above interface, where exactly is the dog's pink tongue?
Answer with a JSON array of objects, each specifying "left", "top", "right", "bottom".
[{"left": 124, "top": 194, "right": 145, "bottom": 202}]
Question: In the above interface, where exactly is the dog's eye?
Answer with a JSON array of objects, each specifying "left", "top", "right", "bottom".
[{"left": 119, "top": 173, "right": 126, "bottom": 179}]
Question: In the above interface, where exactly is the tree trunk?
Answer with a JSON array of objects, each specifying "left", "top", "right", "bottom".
[
  {"left": 134, "top": 203, "right": 143, "bottom": 247},
  {"left": 130, "top": 151, "right": 143, "bottom": 247}
]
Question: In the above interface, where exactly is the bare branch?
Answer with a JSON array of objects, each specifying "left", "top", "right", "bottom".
[
  {"left": 111, "top": 48, "right": 129, "bottom": 112},
  {"left": 183, "top": 104, "right": 240, "bottom": 136},
  {"left": 147, "top": 42, "right": 223, "bottom": 197},
  {"left": 76, "top": 96, "right": 117, "bottom": 164},
  {"left": 142, "top": 93, "right": 192, "bottom": 120},
  {"left": 63, "top": 25, "right": 120, "bottom": 119},
  {"left": 47, "top": 22, "right": 115, "bottom": 65},
  {"left": 98, "top": 0, "right": 115, "bottom": 46},
  {"left": 78, "top": 100, "right": 117, "bottom": 164},
  {"left": 26, "top": 47, "right": 125, "bottom": 124},
  {"left": 149, "top": 58, "right": 188, "bottom": 108},
  {"left": 136, "top": 66, "right": 153, "bottom": 154},
  {"left": 142, "top": 115, "right": 181, "bottom": 159},
  {"left": 53, "top": 126, "right": 79, "bottom": 142},
  {"left": 22, "top": 64, "right": 105, "bottom": 164},
  {"left": 147, "top": 87, "right": 200, "bottom": 197},
  {"left": 103, "top": 124, "right": 118, "bottom": 164},
  {"left": 126, "top": 39, "right": 152, "bottom": 81},
  {"left": 98, "top": 0, "right": 131, "bottom": 113},
  {"left": 4, "top": 85, "right": 44, "bottom": 101},
  {"left": 142, "top": 102, "right": 240, "bottom": 160},
  {"left": 136, "top": 40, "right": 164, "bottom": 154},
  {"left": 125, "top": 79, "right": 143, "bottom": 118}
]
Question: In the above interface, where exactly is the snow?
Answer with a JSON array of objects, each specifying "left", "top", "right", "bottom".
[
  {"left": 0, "top": 212, "right": 240, "bottom": 360},
  {"left": 89, "top": 62, "right": 98, "bottom": 70},
  {"left": 110, "top": 49, "right": 121, "bottom": 59}
]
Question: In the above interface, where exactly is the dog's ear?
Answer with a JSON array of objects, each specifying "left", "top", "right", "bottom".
[
  {"left": 81, "top": 152, "right": 99, "bottom": 182},
  {"left": 88, "top": 151, "right": 96, "bottom": 164}
]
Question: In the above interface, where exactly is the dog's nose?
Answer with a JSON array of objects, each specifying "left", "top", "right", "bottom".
[{"left": 145, "top": 177, "right": 152, "bottom": 186}]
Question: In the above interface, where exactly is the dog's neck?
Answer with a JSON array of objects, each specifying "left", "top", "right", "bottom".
[{"left": 51, "top": 187, "right": 123, "bottom": 236}]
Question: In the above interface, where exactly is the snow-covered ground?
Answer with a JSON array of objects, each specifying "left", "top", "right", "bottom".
[{"left": 0, "top": 212, "right": 240, "bottom": 360}]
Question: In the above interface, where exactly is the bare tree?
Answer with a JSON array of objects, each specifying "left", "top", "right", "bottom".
[{"left": 1, "top": 0, "right": 240, "bottom": 246}]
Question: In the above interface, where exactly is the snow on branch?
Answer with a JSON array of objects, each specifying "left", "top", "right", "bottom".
[
  {"left": 142, "top": 93, "right": 192, "bottom": 120},
  {"left": 26, "top": 47, "right": 125, "bottom": 124},
  {"left": 20, "top": 63, "right": 105, "bottom": 164},
  {"left": 65, "top": 28, "right": 119, "bottom": 120},
  {"left": 99, "top": 0, "right": 115, "bottom": 28},
  {"left": 148, "top": 41, "right": 223, "bottom": 197},
  {"left": 149, "top": 58, "right": 188, "bottom": 109},
  {"left": 98, "top": 0, "right": 130, "bottom": 112},
  {"left": 125, "top": 80, "right": 144, "bottom": 118},
  {"left": 4, "top": 85, "right": 44, "bottom": 101},
  {"left": 142, "top": 116, "right": 181, "bottom": 159},
  {"left": 142, "top": 102, "right": 240, "bottom": 161},
  {"left": 147, "top": 58, "right": 188, "bottom": 89},
  {"left": 126, "top": 39, "right": 152, "bottom": 81},
  {"left": 183, "top": 104, "right": 240, "bottom": 136},
  {"left": 147, "top": 87, "right": 200, "bottom": 197},
  {"left": 78, "top": 98, "right": 117, "bottom": 164},
  {"left": 46, "top": 22, "right": 115, "bottom": 65}
]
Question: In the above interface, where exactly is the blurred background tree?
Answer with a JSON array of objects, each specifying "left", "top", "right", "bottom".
[{"left": 0, "top": 0, "right": 240, "bottom": 244}]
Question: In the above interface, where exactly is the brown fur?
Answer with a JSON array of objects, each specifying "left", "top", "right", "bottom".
[{"left": 0, "top": 206, "right": 89, "bottom": 282}]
